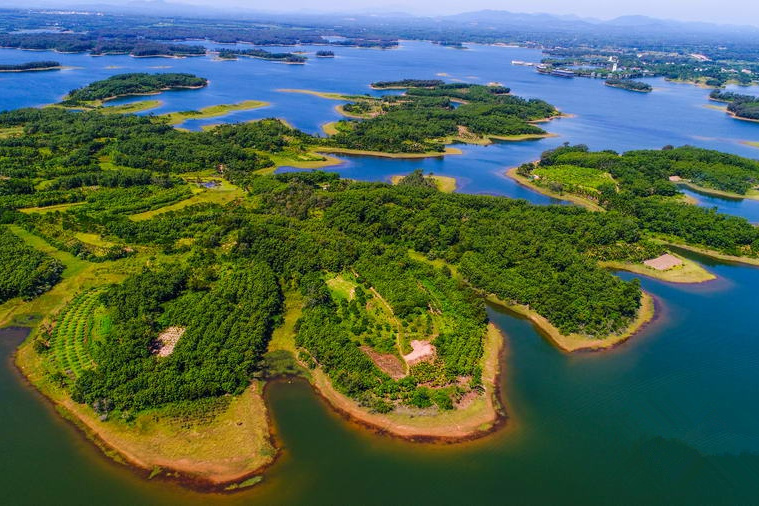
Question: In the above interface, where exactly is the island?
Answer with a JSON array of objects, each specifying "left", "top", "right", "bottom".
[
  {"left": 217, "top": 48, "right": 307, "bottom": 64},
  {"left": 315, "top": 50, "right": 335, "bottom": 58},
  {"left": 0, "top": 60, "right": 62, "bottom": 72},
  {"left": 4, "top": 76, "right": 759, "bottom": 491},
  {"left": 604, "top": 78, "right": 653, "bottom": 93},
  {"left": 283, "top": 79, "right": 560, "bottom": 156},
  {"left": 61, "top": 73, "right": 209, "bottom": 106},
  {"left": 390, "top": 169, "right": 457, "bottom": 193},
  {"left": 709, "top": 90, "right": 759, "bottom": 122}
]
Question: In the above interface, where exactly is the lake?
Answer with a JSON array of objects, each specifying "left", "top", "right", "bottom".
[{"left": 1, "top": 40, "right": 759, "bottom": 505}]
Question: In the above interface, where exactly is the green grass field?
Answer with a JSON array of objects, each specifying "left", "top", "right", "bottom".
[
  {"left": 159, "top": 100, "right": 269, "bottom": 126},
  {"left": 101, "top": 100, "right": 163, "bottom": 115},
  {"left": 0, "top": 126, "right": 23, "bottom": 138},
  {"left": 532, "top": 164, "right": 614, "bottom": 191},
  {"left": 129, "top": 179, "right": 244, "bottom": 221}
]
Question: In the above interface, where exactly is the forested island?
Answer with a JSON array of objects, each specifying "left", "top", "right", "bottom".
[
  {"left": 307, "top": 80, "right": 557, "bottom": 154},
  {"left": 0, "top": 60, "right": 62, "bottom": 72},
  {"left": 217, "top": 48, "right": 307, "bottom": 63},
  {"left": 61, "top": 73, "right": 208, "bottom": 105},
  {"left": 604, "top": 78, "right": 653, "bottom": 92},
  {"left": 3, "top": 72, "right": 759, "bottom": 489},
  {"left": 709, "top": 90, "right": 759, "bottom": 122}
]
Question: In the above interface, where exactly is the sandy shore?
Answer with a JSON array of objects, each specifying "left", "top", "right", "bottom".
[{"left": 598, "top": 258, "right": 716, "bottom": 284}]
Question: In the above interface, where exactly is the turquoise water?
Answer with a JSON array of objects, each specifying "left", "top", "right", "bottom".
[{"left": 1, "top": 41, "right": 759, "bottom": 505}]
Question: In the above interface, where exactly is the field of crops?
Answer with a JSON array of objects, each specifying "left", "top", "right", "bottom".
[{"left": 49, "top": 290, "right": 106, "bottom": 377}]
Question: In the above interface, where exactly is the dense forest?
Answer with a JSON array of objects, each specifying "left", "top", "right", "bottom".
[
  {"left": 326, "top": 81, "right": 554, "bottom": 153},
  {"left": 0, "top": 60, "right": 61, "bottom": 71},
  {"left": 0, "top": 227, "right": 63, "bottom": 303},
  {"left": 519, "top": 144, "right": 759, "bottom": 256},
  {"left": 63, "top": 73, "right": 208, "bottom": 104}
]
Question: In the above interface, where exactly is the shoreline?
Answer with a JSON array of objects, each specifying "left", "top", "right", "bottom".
[
  {"left": 305, "top": 323, "right": 507, "bottom": 442},
  {"left": 598, "top": 258, "right": 716, "bottom": 284},
  {"left": 487, "top": 292, "right": 656, "bottom": 353},
  {"left": 390, "top": 174, "right": 457, "bottom": 193},
  {"left": 315, "top": 146, "right": 463, "bottom": 158},
  {"left": 660, "top": 241, "right": 759, "bottom": 267},
  {"left": 0, "top": 66, "right": 63, "bottom": 73},
  {"left": 678, "top": 181, "right": 759, "bottom": 201},
  {"left": 13, "top": 333, "right": 279, "bottom": 492}
]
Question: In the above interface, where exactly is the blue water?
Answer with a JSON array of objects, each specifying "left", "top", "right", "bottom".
[{"left": 4, "top": 41, "right": 757, "bottom": 216}]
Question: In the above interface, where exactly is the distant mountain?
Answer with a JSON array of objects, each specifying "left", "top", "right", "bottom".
[{"left": 449, "top": 10, "right": 759, "bottom": 34}]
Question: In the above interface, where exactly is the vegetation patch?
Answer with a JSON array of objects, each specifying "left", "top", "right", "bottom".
[
  {"left": 158, "top": 100, "right": 270, "bottom": 126},
  {"left": 62, "top": 73, "right": 208, "bottom": 105}
]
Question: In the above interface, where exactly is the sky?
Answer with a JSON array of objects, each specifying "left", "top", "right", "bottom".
[
  {"left": 172, "top": 0, "right": 759, "bottom": 26},
  {"left": 17, "top": 0, "right": 759, "bottom": 27}
]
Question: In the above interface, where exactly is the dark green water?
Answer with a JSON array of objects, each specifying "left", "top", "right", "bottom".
[{"left": 2, "top": 252, "right": 759, "bottom": 505}]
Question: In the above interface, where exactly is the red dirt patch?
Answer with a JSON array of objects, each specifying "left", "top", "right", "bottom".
[
  {"left": 361, "top": 346, "right": 406, "bottom": 379},
  {"left": 403, "top": 340, "right": 436, "bottom": 365}
]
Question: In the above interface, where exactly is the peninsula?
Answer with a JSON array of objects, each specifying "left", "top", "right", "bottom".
[{"left": 61, "top": 73, "right": 208, "bottom": 106}]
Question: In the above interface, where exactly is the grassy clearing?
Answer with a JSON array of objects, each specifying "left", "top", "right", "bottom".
[
  {"left": 532, "top": 164, "right": 615, "bottom": 191},
  {"left": 268, "top": 291, "right": 304, "bottom": 354},
  {"left": 101, "top": 100, "right": 163, "bottom": 115},
  {"left": 19, "top": 202, "right": 86, "bottom": 214},
  {"left": 325, "top": 273, "right": 358, "bottom": 300},
  {"left": 0, "top": 126, "right": 23, "bottom": 138},
  {"left": 74, "top": 232, "right": 117, "bottom": 248},
  {"left": 128, "top": 179, "right": 243, "bottom": 221},
  {"left": 505, "top": 167, "right": 605, "bottom": 212},
  {"left": 259, "top": 150, "right": 343, "bottom": 174},
  {"left": 390, "top": 174, "right": 457, "bottom": 193},
  {"left": 321, "top": 121, "right": 340, "bottom": 135},
  {"left": 158, "top": 100, "right": 269, "bottom": 126}
]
